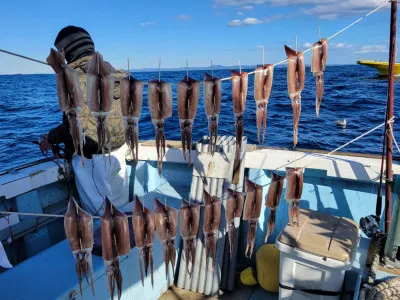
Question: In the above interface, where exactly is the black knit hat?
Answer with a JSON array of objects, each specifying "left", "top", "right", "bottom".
[{"left": 54, "top": 26, "right": 95, "bottom": 63}]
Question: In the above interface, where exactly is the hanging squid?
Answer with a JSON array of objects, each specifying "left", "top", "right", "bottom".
[
  {"left": 101, "top": 197, "right": 131, "bottom": 300},
  {"left": 285, "top": 45, "right": 305, "bottom": 147},
  {"left": 132, "top": 195, "right": 155, "bottom": 287},
  {"left": 180, "top": 199, "right": 200, "bottom": 276},
  {"left": 311, "top": 39, "right": 328, "bottom": 117},
  {"left": 148, "top": 80, "right": 172, "bottom": 175},
  {"left": 254, "top": 64, "right": 274, "bottom": 144},
  {"left": 178, "top": 76, "right": 200, "bottom": 164},
  {"left": 47, "top": 48, "right": 85, "bottom": 166},
  {"left": 86, "top": 52, "right": 115, "bottom": 160},
  {"left": 285, "top": 167, "right": 304, "bottom": 226},
  {"left": 120, "top": 73, "right": 143, "bottom": 163},
  {"left": 203, "top": 190, "right": 221, "bottom": 270},
  {"left": 231, "top": 70, "right": 248, "bottom": 160},
  {"left": 225, "top": 188, "right": 245, "bottom": 257},
  {"left": 243, "top": 178, "right": 263, "bottom": 258},
  {"left": 64, "top": 196, "right": 94, "bottom": 295},
  {"left": 203, "top": 73, "right": 222, "bottom": 155},
  {"left": 264, "top": 173, "right": 285, "bottom": 242},
  {"left": 154, "top": 198, "right": 178, "bottom": 279}
]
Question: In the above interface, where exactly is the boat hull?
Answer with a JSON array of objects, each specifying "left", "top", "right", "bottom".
[{"left": 357, "top": 60, "right": 400, "bottom": 76}]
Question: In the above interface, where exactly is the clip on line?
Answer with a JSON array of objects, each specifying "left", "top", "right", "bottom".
[{"left": 0, "top": 116, "right": 391, "bottom": 220}]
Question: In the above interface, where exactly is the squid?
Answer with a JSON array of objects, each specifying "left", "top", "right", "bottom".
[
  {"left": 101, "top": 197, "right": 131, "bottom": 300},
  {"left": 132, "top": 195, "right": 155, "bottom": 287},
  {"left": 86, "top": 52, "right": 115, "bottom": 160},
  {"left": 64, "top": 196, "right": 94, "bottom": 295},
  {"left": 311, "top": 39, "right": 328, "bottom": 117},
  {"left": 180, "top": 199, "right": 200, "bottom": 276},
  {"left": 47, "top": 48, "right": 85, "bottom": 166},
  {"left": 178, "top": 76, "right": 200, "bottom": 164},
  {"left": 148, "top": 80, "right": 172, "bottom": 175},
  {"left": 154, "top": 198, "right": 178, "bottom": 279},
  {"left": 243, "top": 178, "right": 263, "bottom": 258},
  {"left": 254, "top": 64, "right": 274, "bottom": 144},
  {"left": 264, "top": 173, "right": 285, "bottom": 242},
  {"left": 203, "top": 190, "right": 221, "bottom": 270},
  {"left": 231, "top": 70, "right": 248, "bottom": 160},
  {"left": 203, "top": 73, "right": 222, "bottom": 155},
  {"left": 285, "top": 167, "right": 304, "bottom": 226},
  {"left": 285, "top": 45, "right": 305, "bottom": 147},
  {"left": 225, "top": 188, "right": 245, "bottom": 257},
  {"left": 120, "top": 73, "right": 143, "bottom": 163}
]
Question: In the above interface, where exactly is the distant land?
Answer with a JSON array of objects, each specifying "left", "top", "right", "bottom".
[{"left": 129, "top": 64, "right": 263, "bottom": 72}]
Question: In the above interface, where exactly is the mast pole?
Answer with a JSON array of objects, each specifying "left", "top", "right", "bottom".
[{"left": 385, "top": 0, "right": 397, "bottom": 233}]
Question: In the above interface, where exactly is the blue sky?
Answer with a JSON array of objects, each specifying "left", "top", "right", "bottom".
[{"left": 0, "top": 0, "right": 394, "bottom": 74}]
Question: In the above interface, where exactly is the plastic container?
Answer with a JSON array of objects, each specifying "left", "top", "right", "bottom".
[{"left": 275, "top": 209, "right": 359, "bottom": 300}]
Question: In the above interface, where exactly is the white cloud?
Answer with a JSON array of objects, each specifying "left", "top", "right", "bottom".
[
  {"left": 215, "top": 0, "right": 387, "bottom": 19},
  {"left": 174, "top": 14, "right": 193, "bottom": 20},
  {"left": 228, "top": 17, "right": 263, "bottom": 26},
  {"left": 237, "top": 11, "right": 244, "bottom": 15},
  {"left": 303, "top": 42, "right": 312, "bottom": 48},
  {"left": 304, "top": 0, "right": 385, "bottom": 19},
  {"left": 140, "top": 21, "right": 155, "bottom": 26},
  {"left": 241, "top": 5, "right": 254, "bottom": 10},
  {"left": 355, "top": 44, "right": 387, "bottom": 54}
]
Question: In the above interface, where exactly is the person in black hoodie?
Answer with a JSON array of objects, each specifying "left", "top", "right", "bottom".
[{"left": 40, "top": 26, "right": 129, "bottom": 215}]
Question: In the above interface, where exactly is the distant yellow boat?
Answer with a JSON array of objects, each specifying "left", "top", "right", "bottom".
[{"left": 357, "top": 60, "right": 400, "bottom": 76}]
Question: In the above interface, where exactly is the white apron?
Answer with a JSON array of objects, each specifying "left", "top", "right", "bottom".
[{"left": 72, "top": 144, "right": 129, "bottom": 216}]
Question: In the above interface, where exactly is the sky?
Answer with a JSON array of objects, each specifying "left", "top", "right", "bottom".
[{"left": 0, "top": 0, "right": 395, "bottom": 74}]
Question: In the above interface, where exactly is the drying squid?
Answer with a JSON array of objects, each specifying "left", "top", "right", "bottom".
[
  {"left": 86, "top": 52, "right": 115, "bottom": 159},
  {"left": 254, "top": 64, "right": 274, "bottom": 144},
  {"left": 311, "top": 39, "right": 328, "bottom": 117},
  {"left": 285, "top": 45, "right": 305, "bottom": 146},
  {"left": 265, "top": 173, "right": 285, "bottom": 241},
  {"left": 101, "top": 197, "right": 130, "bottom": 300},
  {"left": 225, "top": 188, "right": 245, "bottom": 257},
  {"left": 148, "top": 80, "right": 173, "bottom": 175},
  {"left": 133, "top": 195, "right": 155, "bottom": 287},
  {"left": 231, "top": 70, "right": 248, "bottom": 159},
  {"left": 64, "top": 196, "right": 94, "bottom": 295},
  {"left": 154, "top": 198, "right": 178, "bottom": 278},
  {"left": 243, "top": 178, "right": 263, "bottom": 258},
  {"left": 203, "top": 73, "right": 222, "bottom": 155},
  {"left": 203, "top": 190, "right": 221, "bottom": 270},
  {"left": 180, "top": 199, "right": 200, "bottom": 276},
  {"left": 178, "top": 76, "right": 200, "bottom": 164},
  {"left": 285, "top": 167, "right": 304, "bottom": 226},
  {"left": 120, "top": 74, "right": 143, "bottom": 163},
  {"left": 47, "top": 48, "right": 85, "bottom": 166}
]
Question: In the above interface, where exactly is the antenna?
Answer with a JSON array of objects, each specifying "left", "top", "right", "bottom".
[
  {"left": 127, "top": 58, "right": 130, "bottom": 74},
  {"left": 239, "top": 59, "right": 241, "bottom": 74},
  {"left": 318, "top": 26, "right": 321, "bottom": 40},
  {"left": 296, "top": 36, "right": 298, "bottom": 54},
  {"left": 158, "top": 60, "right": 161, "bottom": 82},
  {"left": 186, "top": 60, "right": 189, "bottom": 81},
  {"left": 211, "top": 60, "right": 214, "bottom": 78},
  {"left": 257, "top": 45, "right": 264, "bottom": 65}
]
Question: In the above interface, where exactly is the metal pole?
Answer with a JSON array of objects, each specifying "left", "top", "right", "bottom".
[{"left": 385, "top": 0, "right": 397, "bottom": 233}]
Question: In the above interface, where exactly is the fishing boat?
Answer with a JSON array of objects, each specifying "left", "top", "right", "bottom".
[
  {"left": 1, "top": 2, "right": 400, "bottom": 300},
  {"left": 357, "top": 59, "right": 400, "bottom": 76}
]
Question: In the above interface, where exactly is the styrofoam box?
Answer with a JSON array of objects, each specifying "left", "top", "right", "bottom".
[{"left": 275, "top": 239, "right": 356, "bottom": 300}]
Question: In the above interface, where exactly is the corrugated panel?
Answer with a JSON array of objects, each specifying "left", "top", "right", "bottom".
[{"left": 177, "top": 135, "right": 247, "bottom": 296}]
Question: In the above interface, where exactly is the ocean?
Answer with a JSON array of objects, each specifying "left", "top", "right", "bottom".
[{"left": 0, "top": 65, "right": 399, "bottom": 172}]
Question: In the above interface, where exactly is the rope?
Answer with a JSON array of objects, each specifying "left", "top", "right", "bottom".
[
  {"left": 0, "top": 116, "right": 392, "bottom": 219},
  {"left": 388, "top": 119, "right": 400, "bottom": 153}
]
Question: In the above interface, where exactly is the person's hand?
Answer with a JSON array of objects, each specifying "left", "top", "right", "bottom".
[{"left": 39, "top": 135, "right": 51, "bottom": 154}]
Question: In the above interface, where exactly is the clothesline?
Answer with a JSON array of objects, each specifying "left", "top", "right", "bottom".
[{"left": 0, "top": 115, "right": 394, "bottom": 219}]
